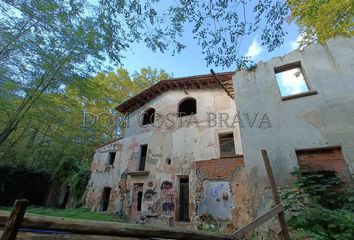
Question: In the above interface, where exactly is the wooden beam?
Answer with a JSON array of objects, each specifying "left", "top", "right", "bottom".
[
  {"left": 210, "top": 69, "right": 234, "bottom": 99},
  {"left": 172, "top": 81, "right": 180, "bottom": 88},
  {"left": 0, "top": 199, "right": 29, "bottom": 240},
  {"left": 233, "top": 204, "right": 285, "bottom": 238},
  {"left": 261, "top": 150, "right": 291, "bottom": 240},
  {"left": 0, "top": 230, "right": 142, "bottom": 240},
  {"left": 0, "top": 212, "right": 235, "bottom": 240}
]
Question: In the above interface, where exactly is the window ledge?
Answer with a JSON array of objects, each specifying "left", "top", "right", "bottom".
[
  {"left": 220, "top": 154, "right": 243, "bottom": 159},
  {"left": 281, "top": 90, "right": 318, "bottom": 101},
  {"left": 127, "top": 170, "right": 150, "bottom": 176}
]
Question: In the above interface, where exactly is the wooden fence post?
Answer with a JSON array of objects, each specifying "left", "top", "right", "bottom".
[
  {"left": 261, "top": 149, "right": 290, "bottom": 240},
  {"left": 0, "top": 199, "right": 29, "bottom": 240}
]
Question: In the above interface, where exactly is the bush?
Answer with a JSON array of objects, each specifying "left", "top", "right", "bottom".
[
  {"left": 54, "top": 156, "right": 90, "bottom": 204},
  {"left": 281, "top": 169, "right": 354, "bottom": 240}
]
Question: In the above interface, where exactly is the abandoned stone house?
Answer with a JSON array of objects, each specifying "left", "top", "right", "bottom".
[
  {"left": 86, "top": 36, "right": 354, "bottom": 231},
  {"left": 85, "top": 72, "right": 253, "bottom": 229}
]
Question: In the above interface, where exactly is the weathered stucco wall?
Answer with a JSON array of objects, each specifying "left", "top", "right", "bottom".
[
  {"left": 191, "top": 157, "right": 253, "bottom": 232},
  {"left": 86, "top": 87, "right": 250, "bottom": 230},
  {"left": 233, "top": 37, "right": 354, "bottom": 218}
]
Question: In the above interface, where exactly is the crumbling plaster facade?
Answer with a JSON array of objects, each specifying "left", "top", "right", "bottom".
[
  {"left": 86, "top": 87, "right": 252, "bottom": 231},
  {"left": 232, "top": 37, "right": 354, "bottom": 220}
]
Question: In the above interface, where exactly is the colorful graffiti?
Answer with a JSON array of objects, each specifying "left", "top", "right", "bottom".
[
  {"left": 144, "top": 189, "right": 157, "bottom": 201},
  {"left": 160, "top": 181, "right": 173, "bottom": 190},
  {"left": 160, "top": 181, "right": 175, "bottom": 213}
]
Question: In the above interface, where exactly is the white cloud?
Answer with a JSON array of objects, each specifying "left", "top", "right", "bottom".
[
  {"left": 276, "top": 68, "right": 309, "bottom": 96},
  {"left": 289, "top": 34, "right": 304, "bottom": 50},
  {"left": 245, "top": 38, "right": 263, "bottom": 58}
]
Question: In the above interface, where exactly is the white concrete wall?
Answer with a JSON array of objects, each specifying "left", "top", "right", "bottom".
[{"left": 233, "top": 36, "right": 354, "bottom": 213}]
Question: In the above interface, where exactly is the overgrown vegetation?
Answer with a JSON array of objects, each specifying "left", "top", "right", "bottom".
[
  {"left": 0, "top": 206, "right": 127, "bottom": 223},
  {"left": 0, "top": 67, "right": 170, "bottom": 204},
  {"left": 281, "top": 169, "right": 354, "bottom": 240},
  {"left": 54, "top": 157, "right": 90, "bottom": 206},
  {"left": 0, "top": 164, "right": 51, "bottom": 206}
]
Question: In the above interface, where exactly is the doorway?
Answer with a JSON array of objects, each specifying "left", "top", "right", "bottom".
[
  {"left": 100, "top": 187, "right": 111, "bottom": 211},
  {"left": 178, "top": 177, "right": 189, "bottom": 222}
]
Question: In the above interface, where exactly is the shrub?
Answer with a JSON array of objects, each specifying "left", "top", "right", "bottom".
[{"left": 281, "top": 169, "right": 354, "bottom": 240}]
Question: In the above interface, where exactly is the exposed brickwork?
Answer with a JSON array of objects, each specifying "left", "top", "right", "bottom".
[
  {"left": 192, "top": 156, "right": 245, "bottom": 179},
  {"left": 297, "top": 147, "right": 353, "bottom": 183}
]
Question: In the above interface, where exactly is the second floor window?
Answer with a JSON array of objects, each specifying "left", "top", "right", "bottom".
[
  {"left": 219, "top": 132, "right": 236, "bottom": 158},
  {"left": 178, "top": 97, "right": 196, "bottom": 117},
  {"left": 107, "top": 152, "right": 116, "bottom": 165},
  {"left": 274, "top": 62, "right": 309, "bottom": 97},
  {"left": 138, "top": 145, "right": 148, "bottom": 171},
  {"left": 142, "top": 108, "right": 155, "bottom": 125}
]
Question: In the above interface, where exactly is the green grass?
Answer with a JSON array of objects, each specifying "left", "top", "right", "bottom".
[{"left": 0, "top": 206, "right": 127, "bottom": 223}]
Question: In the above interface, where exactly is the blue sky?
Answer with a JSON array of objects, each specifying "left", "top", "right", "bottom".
[{"left": 120, "top": 23, "right": 302, "bottom": 78}]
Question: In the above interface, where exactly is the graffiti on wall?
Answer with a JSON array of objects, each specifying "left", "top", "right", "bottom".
[
  {"left": 147, "top": 149, "right": 161, "bottom": 164},
  {"left": 160, "top": 181, "right": 175, "bottom": 213},
  {"left": 197, "top": 181, "right": 233, "bottom": 221},
  {"left": 171, "top": 152, "right": 194, "bottom": 162},
  {"left": 144, "top": 189, "right": 157, "bottom": 201},
  {"left": 117, "top": 170, "right": 128, "bottom": 216},
  {"left": 143, "top": 181, "right": 159, "bottom": 214}
]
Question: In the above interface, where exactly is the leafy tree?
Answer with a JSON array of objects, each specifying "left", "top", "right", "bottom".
[
  {"left": 288, "top": 0, "right": 354, "bottom": 46},
  {"left": 0, "top": 66, "right": 170, "bottom": 202},
  {"left": 167, "top": 0, "right": 290, "bottom": 67},
  {"left": 0, "top": 0, "right": 179, "bottom": 145}
]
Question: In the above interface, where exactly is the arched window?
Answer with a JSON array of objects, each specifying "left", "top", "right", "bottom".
[
  {"left": 142, "top": 108, "right": 155, "bottom": 125},
  {"left": 178, "top": 98, "right": 196, "bottom": 117}
]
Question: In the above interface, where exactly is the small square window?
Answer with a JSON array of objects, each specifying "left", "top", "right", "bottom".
[{"left": 274, "top": 62, "right": 309, "bottom": 97}]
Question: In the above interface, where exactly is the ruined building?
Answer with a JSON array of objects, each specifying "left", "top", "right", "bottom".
[
  {"left": 86, "top": 72, "right": 253, "bottom": 230},
  {"left": 233, "top": 36, "right": 354, "bottom": 225},
  {"left": 86, "top": 37, "right": 354, "bottom": 231}
]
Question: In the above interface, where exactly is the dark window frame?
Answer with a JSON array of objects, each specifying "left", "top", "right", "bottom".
[
  {"left": 218, "top": 132, "right": 236, "bottom": 158},
  {"left": 138, "top": 145, "right": 148, "bottom": 171},
  {"left": 177, "top": 97, "right": 197, "bottom": 117},
  {"left": 107, "top": 152, "right": 116, "bottom": 165},
  {"left": 142, "top": 108, "right": 155, "bottom": 126},
  {"left": 137, "top": 191, "right": 143, "bottom": 211}
]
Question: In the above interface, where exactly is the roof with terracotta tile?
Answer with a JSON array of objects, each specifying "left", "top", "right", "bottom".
[{"left": 116, "top": 71, "right": 235, "bottom": 114}]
